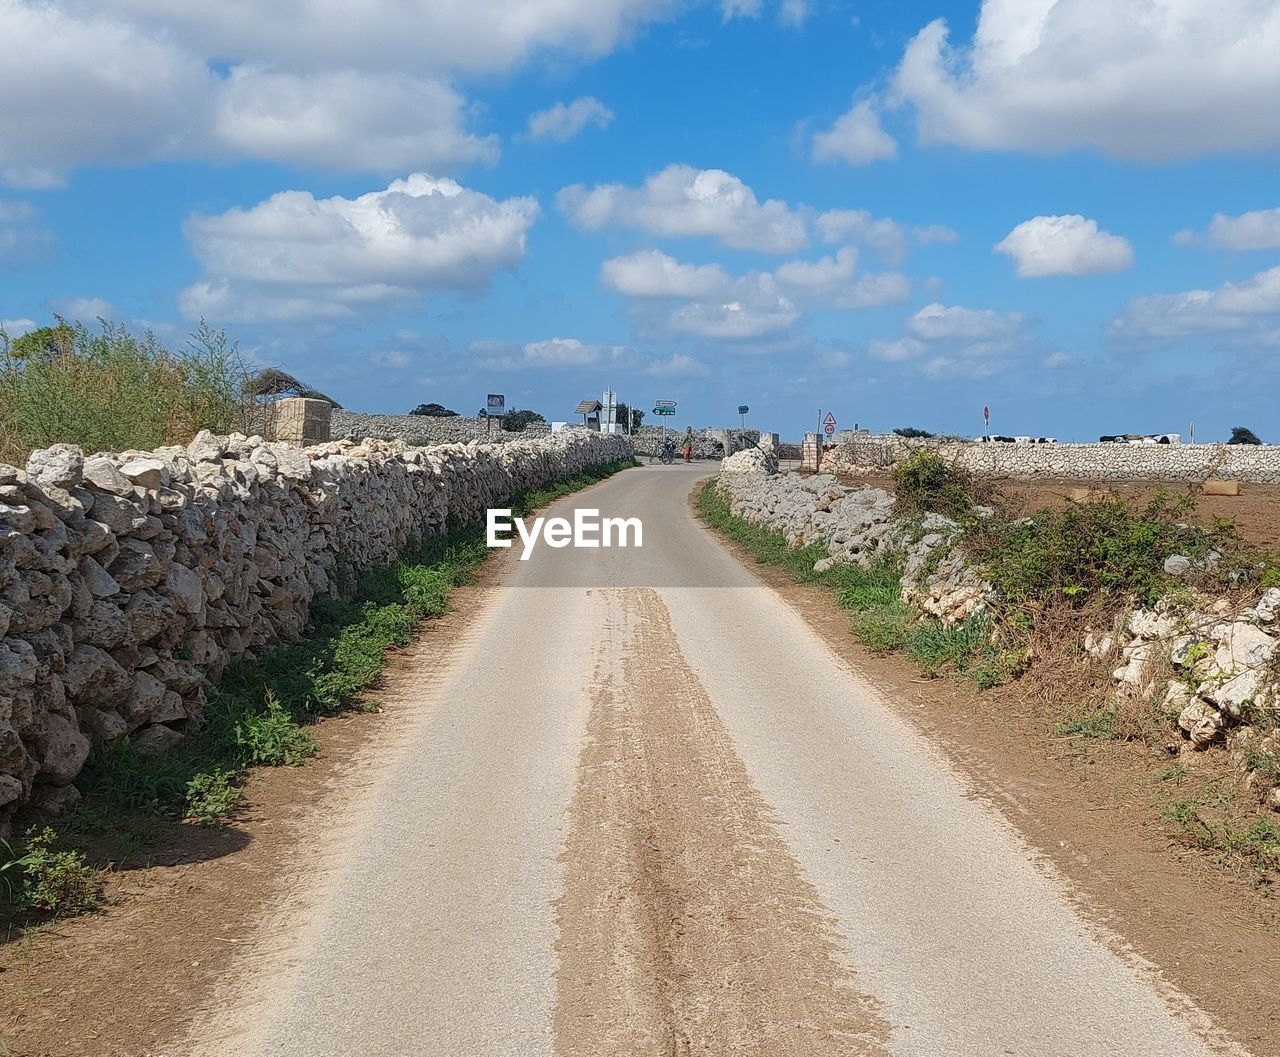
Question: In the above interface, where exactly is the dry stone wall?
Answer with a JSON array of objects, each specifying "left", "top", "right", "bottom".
[
  {"left": 0, "top": 429, "right": 632, "bottom": 825},
  {"left": 714, "top": 465, "right": 987, "bottom": 624},
  {"left": 822, "top": 435, "right": 1280, "bottom": 483},
  {"left": 332, "top": 411, "right": 552, "bottom": 444}
]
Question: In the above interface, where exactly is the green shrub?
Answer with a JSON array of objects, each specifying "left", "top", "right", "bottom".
[
  {"left": 0, "top": 319, "right": 259, "bottom": 465},
  {"left": 185, "top": 770, "right": 242, "bottom": 824},
  {"left": 971, "top": 490, "right": 1244, "bottom": 610},
  {"left": 235, "top": 692, "right": 317, "bottom": 766},
  {"left": 8, "top": 829, "right": 99, "bottom": 916},
  {"left": 892, "top": 449, "right": 974, "bottom": 519}
]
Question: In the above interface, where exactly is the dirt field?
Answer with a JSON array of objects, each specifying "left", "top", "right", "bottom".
[{"left": 841, "top": 474, "right": 1280, "bottom": 550}]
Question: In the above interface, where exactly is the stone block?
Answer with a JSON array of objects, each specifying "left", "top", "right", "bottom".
[{"left": 274, "top": 398, "right": 332, "bottom": 446}]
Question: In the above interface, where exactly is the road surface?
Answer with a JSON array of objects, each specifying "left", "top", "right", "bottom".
[{"left": 197, "top": 463, "right": 1243, "bottom": 1057}]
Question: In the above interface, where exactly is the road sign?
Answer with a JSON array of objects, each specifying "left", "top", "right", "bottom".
[
  {"left": 655, "top": 399, "right": 677, "bottom": 408},
  {"left": 823, "top": 412, "right": 836, "bottom": 437},
  {"left": 737, "top": 405, "right": 749, "bottom": 415},
  {"left": 653, "top": 407, "right": 676, "bottom": 416},
  {"left": 983, "top": 405, "right": 989, "bottom": 423},
  {"left": 487, "top": 393, "right": 505, "bottom": 415}
]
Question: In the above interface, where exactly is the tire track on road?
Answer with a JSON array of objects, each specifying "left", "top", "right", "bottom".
[{"left": 553, "top": 587, "right": 890, "bottom": 1056}]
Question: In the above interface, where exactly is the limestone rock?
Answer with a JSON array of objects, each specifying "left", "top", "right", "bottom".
[{"left": 25, "top": 445, "right": 84, "bottom": 491}]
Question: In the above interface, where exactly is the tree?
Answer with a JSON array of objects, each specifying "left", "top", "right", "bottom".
[
  {"left": 244, "top": 367, "right": 341, "bottom": 407},
  {"left": 615, "top": 402, "right": 644, "bottom": 430},
  {"left": 2, "top": 321, "right": 75, "bottom": 360},
  {"left": 1228, "top": 426, "right": 1263, "bottom": 445},
  {"left": 501, "top": 409, "right": 547, "bottom": 432},
  {"left": 893, "top": 427, "right": 934, "bottom": 439},
  {"left": 409, "top": 402, "right": 458, "bottom": 417}
]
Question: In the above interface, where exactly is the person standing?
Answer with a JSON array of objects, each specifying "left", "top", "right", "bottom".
[{"left": 680, "top": 426, "right": 695, "bottom": 463}]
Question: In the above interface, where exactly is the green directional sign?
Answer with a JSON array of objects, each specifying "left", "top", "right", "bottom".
[{"left": 652, "top": 407, "right": 676, "bottom": 416}]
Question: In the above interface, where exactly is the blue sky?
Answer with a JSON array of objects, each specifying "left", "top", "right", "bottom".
[{"left": 2, "top": 0, "right": 1279, "bottom": 441}]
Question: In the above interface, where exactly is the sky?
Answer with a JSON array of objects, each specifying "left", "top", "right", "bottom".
[{"left": 1, "top": 0, "right": 1279, "bottom": 442}]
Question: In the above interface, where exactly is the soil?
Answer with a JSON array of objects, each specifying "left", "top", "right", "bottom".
[{"left": 838, "top": 472, "right": 1280, "bottom": 550}]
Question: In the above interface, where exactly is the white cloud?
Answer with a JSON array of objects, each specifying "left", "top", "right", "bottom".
[
  {"left": 601, "top": 250, "right": 731, "bottom": 300},
  {"left": 812, "top": 100, "right": 898, "bottom": 165},
  {"left": 995, "top": 215, "right": 1133, "bottom": 277},
  {"left": 889, "top": 1, "right": 1280, "bottom": 161},
  {"left": 1111, "top": 265, "right": 1280, "bottom": 341},
  {"left": 1, "top": 0, "right": 680, "bottom": 184},
  {"left": 645, "top": 353, "right": 709, "bottom": 377},
  {"left": 558, "top": 164, "right": 808, "bottom": 253},
  {"left": 371, "top": 349, "right": 412, "bottom": 368},
  {"left": 478, "top": 336, "right": 627, "bottom": 370},
  {"left": 53, "top": 297, "right": 117, "bottom": 321},
  {"left": 1175, "top": 208, "right": 1280, "bottom": 251},
  {"left": 0, "top": 0, "right": 214, "bottom": 186},
  {"left": 527, "top": 97, "right": 614, "bottom": 142},
  {"left": 68, "top": 0, "right": 676, "bottom": 76},
  {"left": 0, "top": 201, "right": 55, "bottom": 266},
  {"left": 906, "top": 302, "right": 1027, "bottom": 341},
  {"left": 1, "top": 317, "right": 36, "bottom": 338},
  {"left": 815, "top": 208, "right": 956, "bottom": 265},
  {"left": 780, "top": 0, "right": 810, "bottom": 28},
  {"left": 179, "top": 174, "right": 539, "bottom": 322},
  {"left": 869, "top": 337, "right": 926, "bottom": 362},
  {"left": 668, "top": 299, "right": 800, "bottom": 340},
  {"left": 602, "top": 246, "right": 909, "bottom": 343},
  {"left": 215, "top": 68, "right": 498, "bottom": 172}
]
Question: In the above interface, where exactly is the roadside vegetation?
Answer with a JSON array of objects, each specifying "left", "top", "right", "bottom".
[
  {"left": 1, "top": 457, "right": 637, "bottom": 929},
  {"left": 699, "top": 455, "right": 1280, "bottom": 881}
]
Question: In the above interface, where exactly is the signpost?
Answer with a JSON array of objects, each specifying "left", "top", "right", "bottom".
[
  {"left": 653, "top": 400, "right": 676, "bottom": 457},
  {"left": 738, "top": 404, "right": 749, "bottom": 428},
  {"left": 487, "top": 393, "right": 505, "bottom": 439},
  {"left": 823, "top": 411, "right": 836, "bottom": 437},
  {"left": 983, "top": 404, "right": 990, "bottom": 441}
]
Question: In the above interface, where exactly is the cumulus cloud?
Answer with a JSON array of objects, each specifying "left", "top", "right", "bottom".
[
  {"left": 872, "top": 299, "right": 1038, "bottom": 375},
  {"left": 888, "top": 0, "right": 1280, "bottom": 161},
  {"left": 527, "top": 97, "right": 614, "bottom": 142},
  {"left": 815, "top": 208, "right": 956, "bottom": 265},
  {"left": 1111, "top": 265, "right": 1280, "bottom": 342},
  {"left": 1, "top": 317, "right": 36, "bottom": 338},
  {"left": 601, "top": 247, "right": 909, "bottom": 342},
  {"left": 0, "top": 0, "right": 214, "bottom": 186},
  {"left": 215, "top": 68, "right": 498, "bottom": 172},
  {"left": 65, "top": 0, "right": 676, "bottom": 76},
  {"left": 668, "top": 299, "right": 800, "bottom": 340},
  {"left": 1, "top": 0, "right": 682, "bottom": 184},
  {"left": 1174, "top": 207, "right": 1280, "bottom": 251},
  {"left": 558, "top": 164, "right": 808, "bottom": 253},
  {"left": 600, "top": 250, "right": 732, "bottom": 300},
  {"left": 906, "top": 302, "right": 1027, "bottom": 341},
  {"left": 0, "top": 201, "right": 55, "bottom": 266},
  {"left": 645, "top": 352, "right": 709, "bottom": 377},
  {"left": 53, "top": 296, "right": 118, "bottom": 321},
  {"left": 477, "top": 336, "right": 627, "bottom": 370},
  {"left": 869, "top": 337, "right": 926, "bottom": 362},
  {"left": 812, "top": 100, "right": 898, "bottom": 165},
  {"left": 179, "top": 174, "right": 539, "bottom": 322},
  {"left": 995, "top": 215, "right": 1134, "bottom": 277}
]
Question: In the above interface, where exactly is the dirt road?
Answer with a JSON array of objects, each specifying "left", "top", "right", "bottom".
[{"left": 190, "top": 463, "right": 1250, "bottom": 1057}]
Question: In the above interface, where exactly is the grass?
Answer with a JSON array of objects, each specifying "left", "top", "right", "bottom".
[
  {"left": 1, "top": 456, "right": 636, "bottom": 927},
  {"left": 0, "top": 319, "right": 264, "bottom": 466},
  {"left": 1159, "top": 778, "right": 1280, "bottom": 876},
  {"left": 697, "top": 481, "right": 1005, "bottom": 685}
]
